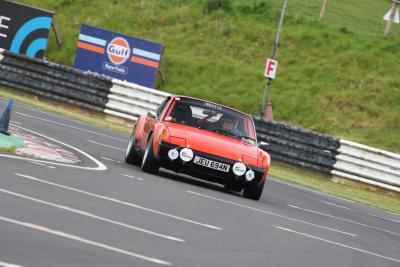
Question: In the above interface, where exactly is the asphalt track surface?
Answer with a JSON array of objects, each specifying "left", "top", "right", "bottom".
[{"left": 0, "top": 99, "right": 399, "bottom": 267}]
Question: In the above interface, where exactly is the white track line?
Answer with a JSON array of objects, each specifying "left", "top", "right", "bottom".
[
  {"left": 321, "top": 201, "right": 354, "bottom": 211},
  {"left": 321, "top": 198, "right": 400, "bottom": 223},
  {"left": 31, "top": 162, "right": 49, "bottom": 167},
  {"left": 0, "top": 188, "right": 184, "bottom": 242},
  {"left": 0, "top": 98, "right": 71, "bottom": 119},
  {"left": 367, "top": 213, "right": 400, "bottom": 223},
  {"left": 269, "top": 178, "right": 354, "bottom": 203},
  {"left": 122, "top": 174, "right": 144, "bottom": 181},
  {"left": 385, "top": 210, "right": 400, "bottom": 217},
  {"left": 0, "top": 260, "right": 24, "bottom": 267},
  {"left": 187, "top": 191, "right": 355, "bottom": 237},
  {"left": 31, "top": 162, "right": 56, "bottom": 169},
  {"left": 288, "top": 205, "right": 400, "bottom": 237},
  {"left": 101, "top": 157, "right": 122, "bottom": 164},
  {"left": 0, "top": 215, "right": 171, "bottom": 266},
  {"left": 15, "top": 111, "right": 127, "bottom": 142},
  {"left": 14, "top": 173, "right": 222, "bottom": 231},
  {"left": 1, "top": 125, "right": 106, "bottom": 171},
  {"left": 275, "top": 226, "right": 400, "bottom": 264},
  {"left": 87, "top": 140, "right": 125, "bottom": 151},
  {"left": 11, "top": 103, "right": 86, "bottom": 125}
]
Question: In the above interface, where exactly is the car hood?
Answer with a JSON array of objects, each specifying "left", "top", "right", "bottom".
[{"left": 164, "top": 122, "right": 258, "bottom": 162}]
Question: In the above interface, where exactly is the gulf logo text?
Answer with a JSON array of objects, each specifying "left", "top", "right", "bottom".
[{"left": 107, "top": 37, "right": 130, "bottom": 65}]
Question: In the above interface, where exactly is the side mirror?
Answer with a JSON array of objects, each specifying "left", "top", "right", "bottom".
[
  {"left": 147, "top": 111, "right": 156, "bottom": 119},
  {"left": 258, "top": 141, "right": 269, "bottom": 147}
]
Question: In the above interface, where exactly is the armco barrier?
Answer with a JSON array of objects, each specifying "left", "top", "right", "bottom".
[
  {"left": 332, "top": 140, "right": 400, "bottom": 193},
  {"left": 254, "top": 118, "right": 339, "bottom": 173},
  {"left": 0, "top": 49, "right": 111, "bottom": 112},
  {"left": 0, "top": 50, "right": 399, "bottom": 193},
  {"left": 105, "top": 79, "right": 171, "bottom": 121}
]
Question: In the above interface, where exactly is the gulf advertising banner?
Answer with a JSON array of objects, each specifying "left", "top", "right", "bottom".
[
  {"left": 0, "top": 0, "right": 53, "bottom": 59},
  {"left": 74, "top": 24, "right": 163, "bottom": 88}
]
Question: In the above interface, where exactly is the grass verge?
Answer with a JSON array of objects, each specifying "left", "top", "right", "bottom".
[
  {"left": 0, "top": 87, "right": 131, "bottom": 136},
  {"left": 0, "top": 146, "right": 17, "bottom": 154},
  {"left": 1, "top": 87, "right": 399, "bottom": 214}
]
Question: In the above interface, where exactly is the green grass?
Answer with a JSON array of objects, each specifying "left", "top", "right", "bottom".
[
  {"left": 1, "top": 86, "right": 399, "bottom": 214},
  {"left": 0, "top": 128, "right": 25, "bottom": 154},
  {"left": 0, "top": 87, "right": 131, "bottom": 136},
  {"left": 0, "top": 146, "right": 17, "bottom": 154},
  {"left": 15, "top": 0, "right": 400, "bottom": 153}
]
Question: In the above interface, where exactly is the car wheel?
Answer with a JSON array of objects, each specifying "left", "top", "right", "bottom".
[
  {"left": 141, "top": 135, "right": 159, "bottom": 174},
  {"left": 125, "top": 133, "right": 141, "bottom": 166},
  {"left": 243, "top": 180, "right": 265, "bottom": 200}
]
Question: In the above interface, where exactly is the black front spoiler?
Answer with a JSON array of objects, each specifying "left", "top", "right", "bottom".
[{"left": 157, "top": 141, "right": 265, "bottom": 186}]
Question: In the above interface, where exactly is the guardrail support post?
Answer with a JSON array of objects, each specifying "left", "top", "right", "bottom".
[{"left": 265, "top": 101, "right": 273, "bottom": 120}]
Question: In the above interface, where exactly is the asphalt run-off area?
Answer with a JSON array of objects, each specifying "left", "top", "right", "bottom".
[{"left": 0, "top": 99, "right": 399, "bottom": 267}]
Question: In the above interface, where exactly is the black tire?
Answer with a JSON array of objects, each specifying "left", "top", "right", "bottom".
[
  {"left": 125, "top": 133, "right": 141, "bottom": 166},
  {"left": 141, "top": 135, "right": 159, "bottom": 174},
  {"left": 243, "top": 180, "right": 265, "bottom": 200}
]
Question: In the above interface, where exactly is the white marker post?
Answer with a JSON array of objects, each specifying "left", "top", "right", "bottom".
[
  {"left": 384, "top": 0, "right": 400, "bottom": 37},
  {"left": 319, "top": 0, "right": 330, "bottom": 21},
  {"left": 261, "top": 0, "right": 288, "bottom": 120}
]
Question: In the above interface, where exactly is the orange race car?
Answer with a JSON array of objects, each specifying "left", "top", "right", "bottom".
[{"left": 125, "top": 96, "right": 271, "bottom": 200}]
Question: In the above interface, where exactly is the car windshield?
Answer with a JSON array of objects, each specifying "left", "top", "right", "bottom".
[{"left": 164, "top": 97, "right": 257, "bottom": 145}]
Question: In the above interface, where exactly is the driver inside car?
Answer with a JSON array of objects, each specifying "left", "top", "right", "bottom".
[
  {"left": 219, "top": 115, "right": 242, "bottom": 137},
  {"left": 170, "top": 103, "right": 193, "bottom": 125}
]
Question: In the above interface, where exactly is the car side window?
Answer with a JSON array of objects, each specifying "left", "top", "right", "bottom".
[{"left": 156, "top": 97, "right": 170, "bottom": 117}]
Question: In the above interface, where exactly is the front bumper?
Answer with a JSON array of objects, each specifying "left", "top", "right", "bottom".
[{"left": 158, "top": 141, "right": 265, "bottom": 186}]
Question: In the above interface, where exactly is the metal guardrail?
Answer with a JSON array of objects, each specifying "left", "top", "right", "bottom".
[
  {"left": 0, "top": 50, "right": 399, "bottom": 192},
  {"left": 105, "top": 79, "right": 170, "bottom": 121},
  {"left": 254, "top": 118, "right": 339, "bottom": 173},
  {"left": 332, "top": 140, "right": 400, "bottom": 193},
  {"left": 0, "top": 49, "right": 111, "bottom": 112}
]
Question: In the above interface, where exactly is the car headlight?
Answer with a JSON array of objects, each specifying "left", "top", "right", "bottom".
[
  {"left": 180, "top": 148, "right": 194, "bottom": 162},
  {"left": 245, "top": 170, "right": 255, "bottom": 181},
  {"left": 232, "top": 162, "right": 246, "bottom": 176}
]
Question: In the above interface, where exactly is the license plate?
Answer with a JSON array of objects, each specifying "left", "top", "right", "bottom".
[{"left": 193, "top": 156, "right": 230, "bottom": 172}]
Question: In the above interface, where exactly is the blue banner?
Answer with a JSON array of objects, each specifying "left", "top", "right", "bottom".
[
  {"left": 0, "top": 0, "right": 53, "bottom": 59},
  {"left": 74, "top": 24, "right": 163, "bottom": 88}
]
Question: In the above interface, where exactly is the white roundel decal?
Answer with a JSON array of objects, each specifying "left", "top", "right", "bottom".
[
  {"left": 168, "top": 149, "right": 179, "bottom": 160},
  {"left": 232, "top": 162, "right": 246, "bottom": 176},
  {"left": 180, "top": 148, "right": 194, "bottom": 162}
]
